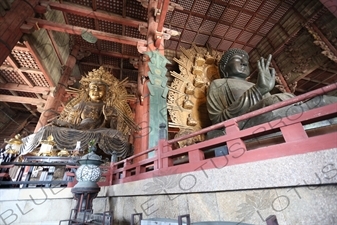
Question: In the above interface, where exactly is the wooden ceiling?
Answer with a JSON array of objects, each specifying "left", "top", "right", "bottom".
[{"left": 0, "top": 0, "right": 337, "bottom": 144}]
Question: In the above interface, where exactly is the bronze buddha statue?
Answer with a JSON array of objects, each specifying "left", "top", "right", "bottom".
[
  {"left": 207, "top": 48, "right": 294, "bottom": 125},
  {"left": 207, "top": 48, "right": 336, "bottom": 129}
]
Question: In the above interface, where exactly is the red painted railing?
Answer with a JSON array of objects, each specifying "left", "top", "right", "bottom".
[
  {"left": 110, "top": 83, "right": 337, "bottom": 185},
  {"left": 3, "top": 84, "right": 335, "bottom": 188}
]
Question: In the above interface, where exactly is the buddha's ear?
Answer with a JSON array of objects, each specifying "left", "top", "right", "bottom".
[{"left": 221, "top": 71, "right": 228, "bottom": 78}]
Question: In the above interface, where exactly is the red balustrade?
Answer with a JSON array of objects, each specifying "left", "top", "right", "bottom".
[{"left": 110, "top": 83, "right": 337, "bottom": 185}]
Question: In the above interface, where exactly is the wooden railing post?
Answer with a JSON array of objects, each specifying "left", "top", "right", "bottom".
[
  {"left": 109, "top": 162, "right": 114, "bottom": 185},
  {"left": 280, "top": 122, "right": 308, "bottom": 142},
  {"left": 122, "top": 159, "right": 131, "bottom": 179},
  {"left": 188, "top": 149, "right": 204, "bottom": 163},
  {"left": 157, "top": 140, "right": 163, "bottom": 169},
  {"left": 224, "top": 120, "right": 247, "bottom": 157},
  {"left": 158, "top": 123, "right": 173, "bottom": 169}
]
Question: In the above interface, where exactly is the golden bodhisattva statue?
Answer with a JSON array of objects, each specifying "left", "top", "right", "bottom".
[
  {"left": 54, "top": 66, "right": 136, "bottom": 134},
  {"left": 15, "top": 67, "right": 137, "bottom": 161}
]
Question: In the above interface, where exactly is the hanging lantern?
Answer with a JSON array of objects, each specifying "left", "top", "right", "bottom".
[{"left": 81, "top": 29, "right": 97, "bottom": 43}]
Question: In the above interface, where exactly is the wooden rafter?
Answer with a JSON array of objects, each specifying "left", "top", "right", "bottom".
[
  {"left": 45, "top": 27, "right": 64, "bottom": 65},
  {"left": 0, "top": 94, "right": 46, "bottom": 105},
  {"left": 13, "top": 45, "right": 28, "bottom": 52},
  {"left": 92, "top": 0, "right": 103, "bottom": 66},
  {"left": 8, "top": 90, "right": 38, "bottom": 117},
  {"left": 120, "top": 0, "right": 126, "bottom": 80},
  {"left": 0, "top": 83, "right": 50, "bottom": 93},
  {"left": 0, "top": 65, "right": 44, "bottom": 75},
  {"left": 81, "top": 47, "right": 138, "bottom": 59},
  {"left": 80, "top": 62, "right": 138, "bottom": 73},
  {"left": 25, "top": 18, "right": 147, "bottom": 47},
  {"left": 41, "top": 1, "right": 147, "bottom": 28},
  {"left": 301, "top": 77, "right": 330, "bottom": 86},
  {"left": 249, "top": 5, "right": 326, "bottom": 79},
  {"left": 0, "top": 75, "right": 38, "bottom": 115}
]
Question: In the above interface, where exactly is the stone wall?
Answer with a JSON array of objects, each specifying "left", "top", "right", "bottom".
[
  {"left": 110, "top": 185, "right": 337, "bottom": 225},
  {"left": 0, "top": 148, "right": 336, "bottom": 225}
]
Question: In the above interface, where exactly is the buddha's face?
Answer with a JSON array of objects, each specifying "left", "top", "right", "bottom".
[
  {"left": 88, "top": 82, "right": 106, "bottom": 102},
  {"left": 225, "top": 54, "right": 250, "bottom": 79}
]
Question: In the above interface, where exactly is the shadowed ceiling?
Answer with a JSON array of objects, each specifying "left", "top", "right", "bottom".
[{"left": 0, "top": 0, "right": 336, "bottom": 144}]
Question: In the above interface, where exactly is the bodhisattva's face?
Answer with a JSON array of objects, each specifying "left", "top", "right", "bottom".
[
  {"left": 225, "top": 54, "right": 250, "bottom": 79},
  {"left": 88, "top": 82, "right": 106, "bottom": 102}
]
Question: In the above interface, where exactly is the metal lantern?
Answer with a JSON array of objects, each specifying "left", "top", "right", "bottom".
[{"left": 74, "top": 151, "right": 104, "bottom": 188}]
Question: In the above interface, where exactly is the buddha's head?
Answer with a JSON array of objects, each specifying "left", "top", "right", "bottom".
[
  {"left": 219, "top": 48, "right": 250, "bottom": 79},
  {"left": 88, "top": 81, "right": 107, "bottom": 102}
]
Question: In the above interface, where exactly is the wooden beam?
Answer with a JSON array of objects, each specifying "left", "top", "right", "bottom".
[
  {"left": 42, "top": 1, "right": 147, "bottom": 28},
  {"left": 26, "top": 18, "right": 147, "bottom": 47},
  {"left": 292, "top": 66, "right": 320, "bottom": 84},
  {"left": 81, "top": 47, "right": 138, "bottom": 59},
  {"left": 0, "top": 83, "right": 50, "bottom": 93},
  {"left": 249, "top": 5, "right": 326, "bottom": 79},
  {"left": 0, "top": 65, "right": 44, "bottom": 74},
  {"left": 301, "top": 77, "right": 330, "bottom": 86},
  {"left": 92, "top": 1, "right": 103, "bottom": 66},
  {"left": 80, "top": 62, "right": 138, "bottom": 73},
  {"left": 8, "top": 90, "right": 38, "bottom": 117},
  {"left": 45, "top": 26, "right": 64, "bottom": 65},
  {"left": 13, "top": 44, "right": 28, "bottom": 52},
  {"left": 0, "top": 94, "right": 46, "bottom": 105}
]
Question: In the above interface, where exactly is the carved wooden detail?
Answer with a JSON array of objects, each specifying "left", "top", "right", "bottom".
[
  {"left": 305, "top": 25, "right": 337, "bottom": 63},
  {"left": 281, "top": 31, "right": 327, "bottom": 84},
  {"left": 167, "top": 44, "right": 221, "bottom": 147}
]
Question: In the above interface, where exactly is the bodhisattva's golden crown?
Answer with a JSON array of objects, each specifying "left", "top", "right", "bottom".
[{"left": 80, "top": 66, "right": 117, "bottom": 87}]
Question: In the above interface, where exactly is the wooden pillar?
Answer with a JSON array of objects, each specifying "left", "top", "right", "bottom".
[
  {"left": 133, "top": 56, "right": 149, "bottom": 161},
  {"left": 34, "top": 46, "right": 79, "bottom": 132},
  {"left": 0, "top": 0, "right": 39, "bottom": 65},
  {"left": 133, "top": 0, "right": 171, "bottom": 158},
  {"left": 146, "top": 0, "right": 168, "bottom": 151}
]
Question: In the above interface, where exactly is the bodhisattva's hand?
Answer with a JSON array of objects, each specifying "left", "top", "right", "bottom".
[
  {"left": 255, "top": 54, "right": 276, "bottom": 95},
  {"left": 102, "top": 105, "right": 111, "bottom": 120},
  {"left": 103, "top": 105, "right": 117, "bottom": 120}
]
